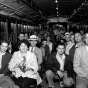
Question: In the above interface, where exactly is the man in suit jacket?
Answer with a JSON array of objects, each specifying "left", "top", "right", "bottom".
[
  {"left": 28, "top": 35, "right": 42, "bottom": 87},
  {"left": 28, "top": 35, "right": 42, "bottom": 66},
  {"left": 69, "top": 32, "right": 85, "bottom": 63},
  {"left": 73, "top": 32, "right": 88, "bottom": 88},
  {"left": 46, "top": 42, "right": 73, "bottom": 88},
  {"left": 64, "top": 32, "right": 74, "bottom": 55}
]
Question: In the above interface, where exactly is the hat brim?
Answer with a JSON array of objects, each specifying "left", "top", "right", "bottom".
[
  {"left": 28, "top": 39, "right": 38, "bottom": 41},
  {"left": 65, "top": 33, "right": 70, "bottom": 36}
]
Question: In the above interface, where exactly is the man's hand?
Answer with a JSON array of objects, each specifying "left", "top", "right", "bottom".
[{"left": 57, "top": 70, "right": 64, "bottom": 78}]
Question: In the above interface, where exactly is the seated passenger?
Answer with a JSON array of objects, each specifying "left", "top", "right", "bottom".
[
  {"left": 0, "top": 40, "right": 19, "bottom": 88},
  {"left": 0, "top": 40, "right": 12, "bottom": 75},
  {"left": 46, "top": 42, "right": 73, "bottom": 88},
  {"left": 8, "top": 39, "right": 38, "bottom": 88},
  {"left": 28, "top": 35, "right": 43, "bottom": 87},
  {"left": 28, "top": 35, "right": 42, "bottom": 67}
]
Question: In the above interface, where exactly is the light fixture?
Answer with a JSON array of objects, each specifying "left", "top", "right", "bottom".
[
  {"left": 56, "top": 7, "right": 58, "bottom": 10},
  {"left": 57, "top": 12, "right": 58, "bottom": 14},
  {"left": 55, "top": 0, "right": 58, "bottom": 3}
]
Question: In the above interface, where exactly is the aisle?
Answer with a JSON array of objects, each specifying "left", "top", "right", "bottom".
[{"left": 41, "top": 73, "right": 61, "bottom": 88}]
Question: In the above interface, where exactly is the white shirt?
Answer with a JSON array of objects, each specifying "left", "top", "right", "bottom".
[
  {"left": 74, "top": 45, "right": 88, "bottom": 77},
  {"left": 47, "top": 42, "right": 52, "bottom": 53},
  {"left": 86, "top": 45, "right": 88, "bottom": 52},
  {"left": 56, "top": 53, "right": 65, "bottom": 71},
  {"left": 29, "top": 47, "right": 35, "bottom": 52},
  {"left": 0, "top": 52, "right": 5, "bottom": 69}
]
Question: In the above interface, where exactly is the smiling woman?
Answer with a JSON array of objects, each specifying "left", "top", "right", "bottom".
[{"left": 8, "top": 39, "right": 39, "bottom": 88}]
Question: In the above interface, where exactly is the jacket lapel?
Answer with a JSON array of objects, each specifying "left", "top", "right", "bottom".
[
  {"left": 82, "top": 46, "right": 88, "bottom": 60},
  {"left": 33, "top": 47, "right": 37, "bottom": 53},
  {"left": 55, "top": 52, "right": 60, "bottom": 63}
]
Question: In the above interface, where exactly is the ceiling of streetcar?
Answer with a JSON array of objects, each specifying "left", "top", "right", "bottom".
[
  {"left": 33, "top": 0, "right": 80, "bottom": 18},
  {"left": 0, "top": 0, "right": 88, "bottom": 23}
]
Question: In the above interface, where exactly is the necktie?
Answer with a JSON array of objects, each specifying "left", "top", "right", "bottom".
[
  {"left": 23, "top": 56, "right": 26, "bottom": 63},
  {"left": 20, "top": 56, "right": 26, "bottom": 72},
  {"left": 31, "top": 47, "right": 34, "bottom": 52}
]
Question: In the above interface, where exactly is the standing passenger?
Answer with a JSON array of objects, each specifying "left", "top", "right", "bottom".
[
  {"left": 74, "top": 32, "right": 88, "bottom": 88},
  {"left": 65, "top": 32, "right": 74, "bottom": 55},
  {"left": 69, "top": 32, "right": 85, "bottom": 63}
]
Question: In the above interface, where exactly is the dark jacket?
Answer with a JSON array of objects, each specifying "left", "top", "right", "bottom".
[
  {"left": 46, "top": 52, "right": 73, "bottom": 77},
  {"left": 44, "top": 44, "right": 50, "bottom": 59},
  {"left": 0, "top": 52, "right": 12, "bottom": 75},
  {"left": 69, "top": 44, "right": 76, "bottom": 63}
]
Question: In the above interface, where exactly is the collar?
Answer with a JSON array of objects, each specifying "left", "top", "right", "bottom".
[
  {"left": 67, "top": 41, "right": 72, "bottom": 45},
  {"left": 30, "top": 46, "right": 35, "bottom": 51},
  {"left": 75, "top": 42, "right": 85, "bottom": 48},
  {"left": 56, "top": 53, "right": 65, "bottom": 59},
  {"left": 86, "top": 45, "right": 88, "bottom": 52}
]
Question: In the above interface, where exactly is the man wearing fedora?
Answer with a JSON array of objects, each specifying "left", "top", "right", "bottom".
[
  {"left": 28, "top": 35, "right": 42, "bottom": 66},
  {"left": 28, "top": 35, "right": 43, "bottom": 88}
]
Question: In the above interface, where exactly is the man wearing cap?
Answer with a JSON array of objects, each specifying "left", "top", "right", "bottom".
[
  {"left": 28, "top": 35, "right": 42, "bottom": 66},
  {"left": 65, "top": 32, "right": 74, "bottom": 55}
]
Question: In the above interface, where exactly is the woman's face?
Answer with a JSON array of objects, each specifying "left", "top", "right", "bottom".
[
  {"left": 19, "top": 43, "right": 28, "bottom": 52},
  {"left": 0, "top": 42, "right": 8, "bottom": 53}
]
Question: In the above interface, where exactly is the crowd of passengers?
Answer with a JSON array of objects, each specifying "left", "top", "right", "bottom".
[{"left": 0, "top": 27, "right": 88, "bottom": 88}]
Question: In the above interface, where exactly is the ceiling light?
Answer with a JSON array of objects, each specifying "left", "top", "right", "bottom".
[
  {"left": 57, "top": 15, "right": 58, "bottom": 16},
  {"left": 55, "top": 0, "right": 58, "bottom": 3},
  {"left": 82, "top": 3, "right": 84, "bottom": 6},
  {"left": 57, "top": 12, "right": 58, "bottom": 14},
  {"left": 56, "top": 7, "right": 58, "bottom": 10}
]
